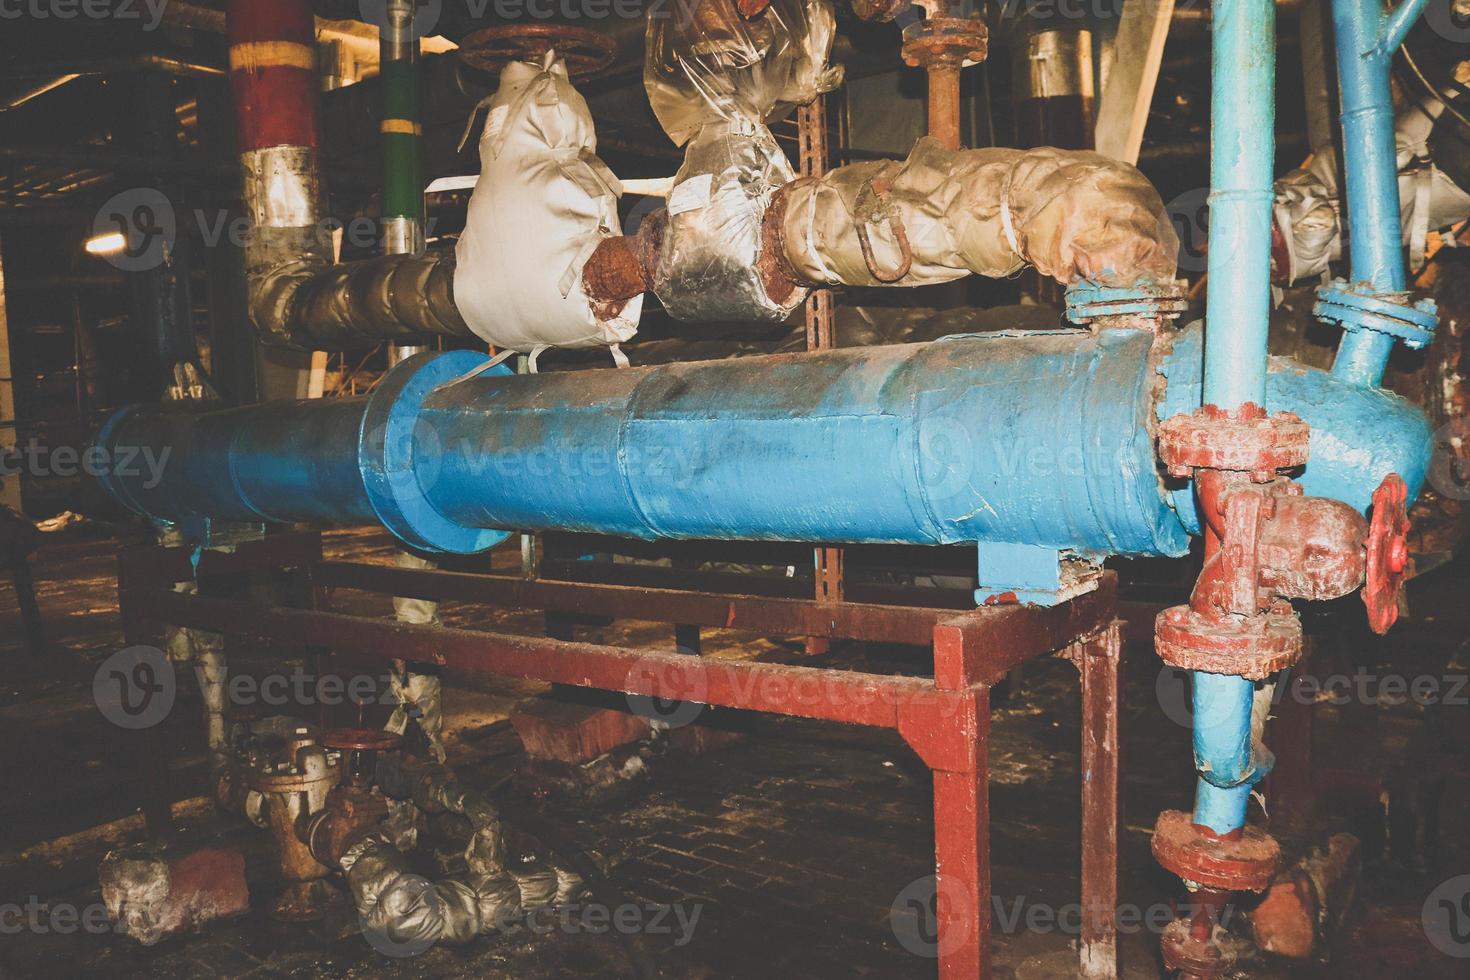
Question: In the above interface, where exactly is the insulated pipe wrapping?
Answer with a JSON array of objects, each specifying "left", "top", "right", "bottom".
[
  {"left": 776, "top": 138, "right": 1180, "bottom": 289},
  {"left": 342, "top": 766, "right": 584, "bottom": 948},
  {"left": 227, "top": 0, "right": 472, "bottom": 350}
]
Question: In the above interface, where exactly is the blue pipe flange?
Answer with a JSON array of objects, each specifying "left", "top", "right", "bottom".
[
  {"left": 359, "top": 350, "right": 513, "bottom": 555},
  {"left": 1314, "top": 279, "right": 1438, "bottom": 350},
  {"left": 1064, "top": 278, "right": 1189, "bottom": 326}
]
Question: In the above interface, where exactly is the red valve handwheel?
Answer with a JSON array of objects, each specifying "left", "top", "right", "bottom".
[{"left": 1363, "top": 473, "right": 1412, "bottom": 634}]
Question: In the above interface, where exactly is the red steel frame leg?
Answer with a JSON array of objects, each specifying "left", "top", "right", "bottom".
[
  {"left": 1077, "top": 622, "right": 1123, "bottom": 980},
  {"left": 930, "top": 695, "right": 992, "bottom": 980}
]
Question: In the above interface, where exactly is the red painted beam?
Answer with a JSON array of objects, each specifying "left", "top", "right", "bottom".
[
  {"left": 133, "top": 589, "right": 968, "bottom": 732},
  {"left": 226, "top": 0, "right": 319, "bottom": 152}
]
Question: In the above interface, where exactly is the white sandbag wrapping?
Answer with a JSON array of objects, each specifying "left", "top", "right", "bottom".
[{"left": 454, "top": 52, "right": 641, "bottom": 353}]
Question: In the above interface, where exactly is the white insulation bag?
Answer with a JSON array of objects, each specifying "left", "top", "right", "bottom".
[{"left": 454, "top": 52, "right": 641, "bottom": 354}]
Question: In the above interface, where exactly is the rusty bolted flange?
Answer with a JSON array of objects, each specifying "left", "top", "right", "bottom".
[
  {"left": 1154, "top": 601, "right": 1304, "bottom": 680},
  {"left": 901, "top": 16, "right": 989, "bottom": 69},
  {"left": 1152, "top": 810, "right": 1280, "bottom": 893},
  {"left": 1158, "top": 405, "right": 1311, "bottom": 483},
  {"left": 1160, "top": 919, "right": 1234, "bottom": 979},
  {"left": 1363, "top": 473, "right": 1412, "bottom": 635}
]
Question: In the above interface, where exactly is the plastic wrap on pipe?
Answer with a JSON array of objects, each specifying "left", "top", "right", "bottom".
[
  {"left": 653, "top": 118, "right": 807, "bottom": 321},
  {"left": 645, "top": 0, "right": 843, "bottom": 147},
  {"left": 1272, "top": 98, "right": 1470, "bottom": 283},
  {"left": 778, "top": 138, "right": 1180, "bottom": 289}
]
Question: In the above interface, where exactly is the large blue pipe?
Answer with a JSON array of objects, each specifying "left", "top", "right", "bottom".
[
  {"left": 1329, "top": 0, "right": 1433, "bottom": 386},
  {"left": 95, "top": 325, "right": 1429, "bottom": 562}
]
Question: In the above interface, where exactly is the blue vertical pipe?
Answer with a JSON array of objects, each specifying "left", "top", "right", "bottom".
[
  {"left": 1193, "top": 0, "right": 1278, "bottom": 838},
  {"left": 1202, "top": 0, "right": 1277, "bottom": 410},
  {"left": 1329, "top": 0, "right": 1433, "bottom": 386}
]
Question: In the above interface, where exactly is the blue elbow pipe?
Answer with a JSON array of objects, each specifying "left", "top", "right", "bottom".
[{"left": 1328, "top": 0, "right": 1436, "bottom": 386}]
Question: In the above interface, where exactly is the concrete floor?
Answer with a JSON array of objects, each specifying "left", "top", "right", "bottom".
[{"left": 0, "top": 523, "right": 1466, "bottom": 978}]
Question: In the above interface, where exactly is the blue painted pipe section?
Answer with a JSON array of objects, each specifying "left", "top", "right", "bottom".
[
  {"left": 1191, "top": 673, "right": 1274, "bottom": 835},
  {"left": 1329, "top": 0, "right": 1431, "bottom": 386},
  {"left": 1203, "top": 0, "right": 1277, "bottom": 411},
  {"left": 96, "top": 397, "right": 378, "bottom": 527},
  {"left": 413, "top": 330, "right": 1182, "bottom": 555},
  {"left": 1160, "top": 323, "right": 1434, "bottom": 532}
]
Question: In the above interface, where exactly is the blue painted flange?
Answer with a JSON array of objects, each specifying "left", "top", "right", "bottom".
[
  {"left": 1064, "top": 278, "right": 1189, "bottom": 325},
  {"left": 1314, "top": 280, "right": 1438, "bottom": 350},
  {"left": 359, "top": 351, "right": 513, "bottom": 555}
]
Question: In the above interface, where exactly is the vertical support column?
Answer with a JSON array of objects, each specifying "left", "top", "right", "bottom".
[
  {"left": 1267, "top": 638, "right": 1317, "bottom": 830},
  {"left": 798, "top": 95, "right": 845, "bottom": 657},
  {"left": 1077, "top": 623, "right": 1123, "bottom": 980},
  {"left": 926, "top": 620, "right": 992, "bottom": 980},
  {"left": 0, "top": 233, "right": 19, "bottom": 513},
  {"left": 932, "top": 752, "right": 991, "bottom": 980},
  {"left": 117, "top": 555, "right": 174, "bottom": 838}
]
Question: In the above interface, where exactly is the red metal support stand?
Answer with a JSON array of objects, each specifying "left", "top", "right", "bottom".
[
  {"left": 1076, "top": 623, "right": 1124, "bottom": 980},
  {"left": 117, "top": 552, "right": 175, "bottom": 838},
  {"left": 118, "top": 531, "right": 1121, "bottom": 978}
]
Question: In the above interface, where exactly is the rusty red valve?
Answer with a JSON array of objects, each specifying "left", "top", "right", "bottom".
[
  {"left": 319, "top": 728, "right": 402, "bottom": 789},
  {"left": 1363, "top": 473, "right": 1412, "bottom": 634}
]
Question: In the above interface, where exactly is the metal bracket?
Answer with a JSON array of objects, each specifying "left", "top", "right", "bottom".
[
  {"left": 1065, "top": 278, "right": 1189, "bottom": 327},
  {"left": 975, "top": 542, "right": 1100, "bottom": 607}
]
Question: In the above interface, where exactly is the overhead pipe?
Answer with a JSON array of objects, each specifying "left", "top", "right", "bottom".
[
  {"left": 225, "top": 0, "right": 472, "bottom": 350},
  {"left": 1320, "top": 0, "right": 1438, "bottom": 387},
  {"left": 585, "top": 141, "right": 1182, "bottom": 313}
]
